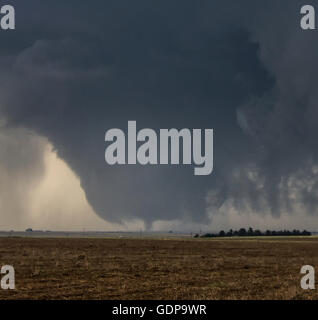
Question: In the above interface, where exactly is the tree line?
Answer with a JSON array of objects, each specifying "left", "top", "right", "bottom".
[{"left": 197, "top": 227, "right": 312, "bottom": 238}]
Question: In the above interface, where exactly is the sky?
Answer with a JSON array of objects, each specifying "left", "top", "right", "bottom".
[{"left": 1, "top": 0, "right": 318, "bottom": 231}]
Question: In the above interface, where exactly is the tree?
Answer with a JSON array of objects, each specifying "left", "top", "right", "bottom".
[
  {"left": 247, "top": 227, "right": 254, "bottom": 236},
  {"left": 219, "top": 230, "right": 226, "bottom": 237},
  {"left": 227, "top": 229, "right": 233, "bottom": 237},
  {"left": 238, "top": 228, "right": 247, "bottom": 236}
]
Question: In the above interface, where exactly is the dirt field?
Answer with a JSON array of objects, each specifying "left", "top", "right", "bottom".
[{"left": 0, "top": 237, "right": 317, "bottom": 300}]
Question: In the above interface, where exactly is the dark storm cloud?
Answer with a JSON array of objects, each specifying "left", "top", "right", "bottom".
[{"left": 0, "top": 0, "right": 316, "bottom": 228}]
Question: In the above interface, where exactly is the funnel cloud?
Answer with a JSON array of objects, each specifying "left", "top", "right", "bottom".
[{"left": 0, "top": 1, "right": 317, "bottom": 230}]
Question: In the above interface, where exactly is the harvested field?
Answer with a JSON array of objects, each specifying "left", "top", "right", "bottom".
[{"left": 0, "top": 237, "right": 317, "bottom": 300}]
